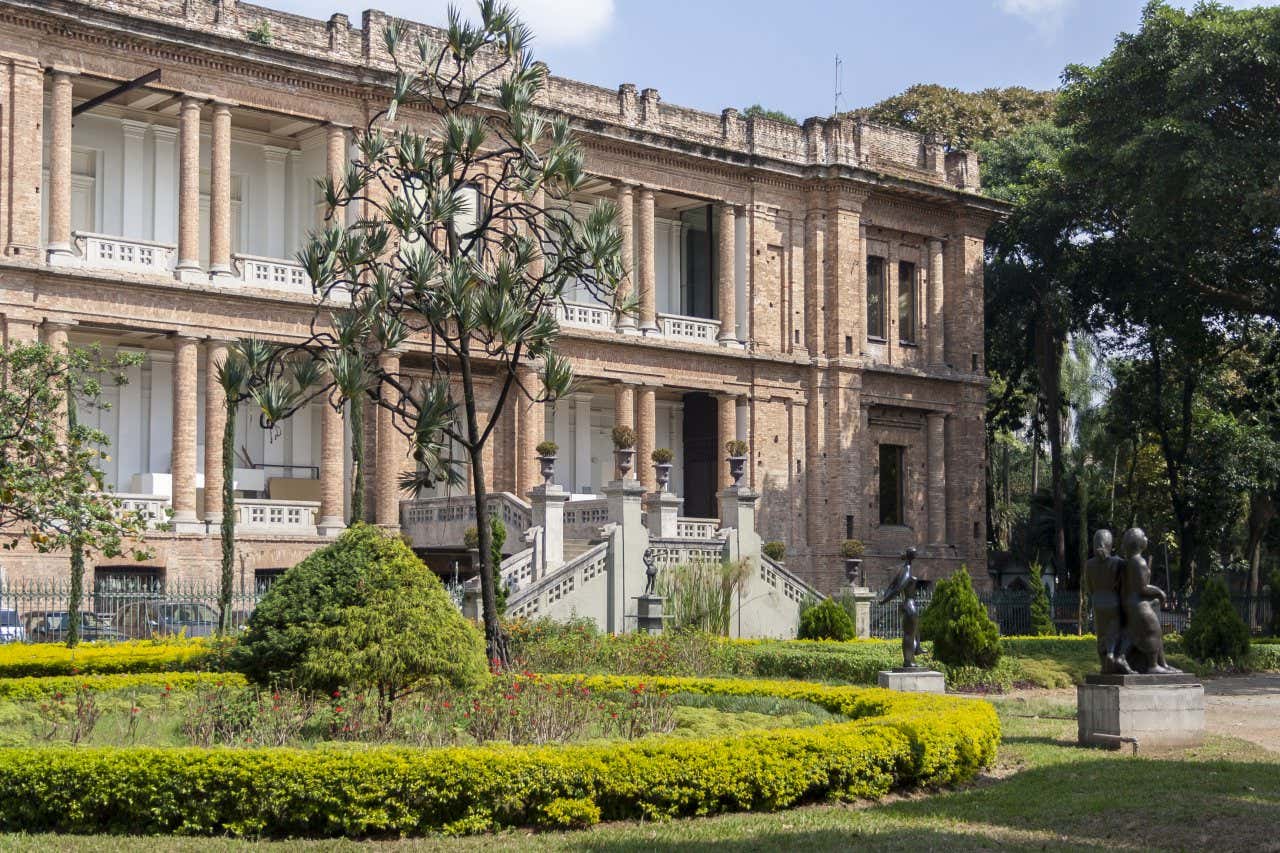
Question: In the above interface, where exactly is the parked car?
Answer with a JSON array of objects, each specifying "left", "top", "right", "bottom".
[
  {"left": 22, "top": 611, "right": 124, "bottom": 643},
  {"left": 112, "top": 601, "right": 218, "bottom": 639},
  {"left": 0, "top": 609, "right": 23, "bottom": 643}
]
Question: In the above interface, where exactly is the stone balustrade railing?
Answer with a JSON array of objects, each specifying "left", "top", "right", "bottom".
[
  {"left": 233, "top": 254, "right": 313, "bottom": 295},
  {"left": 111, "top": 493, "right": 171, "bottom": 529},
  {"left": 505, "top": 540, "right": 609, "bottom": 621},
  {"left": 563, "top": 498, "right": 610, "bottom": 539},
  {"left": 73, "top": 232, "right": 176, "bottom": 275},
  {"left": 401, "top": 492, "right": 533, "bottom": 550},
  {"left": 760, "top": 554, "right": 821, "bottom": 605},
  {"left": 234, "top": 499, "right": 320, "bottom": 533},
  {"left": 675, "top": 517, "right": 720, "bottom": 540},
  {"left": 659, "top": 314, "right": 721, "bottom": 344},
  {"left": 557, "top": 301, "right": 613, "bottom": 331}
]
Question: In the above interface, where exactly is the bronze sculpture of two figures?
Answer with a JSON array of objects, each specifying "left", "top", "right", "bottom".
[{"left": 1085, "top": 527, "right": 1180, "bottom": 675}]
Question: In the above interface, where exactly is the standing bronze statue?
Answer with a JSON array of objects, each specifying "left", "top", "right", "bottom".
[
  {"left": 879, "top": 547, "right": 927, "bottom": 668},
  {"left": 1085, "top": 526, "right": 1181, "bottom": 675}
]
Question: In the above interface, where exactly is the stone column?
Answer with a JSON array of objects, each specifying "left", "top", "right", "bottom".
[
  {"left": 45, "top": 70, "right": 75, "bottom": 265},
  {"left": 636, "top": 186, "right": 658, "bottom": 333},
  {"left": 516, "top": 363, "right": 544, "bottom": 499},
  {"left": 716, "top": 202, "right": 737, "bottom": 345},
  {"left": 171, "top": 334, "right": 201, "bottom": 531},
  {"left": 927, "top": 411, "right": 947, "bottom": 544},
  {"left": 613, "top": 381, "right": 635, "bottom": 479},
  {"left": 716, "top": 392, "right": 738, "bottom": 489},
  {"left": 530, "top": 481, "right": 569, "bottom": 573},
  {"left": 375, "top": 351, "right": 403, "bottom": 528},
  {"left": 208, "top": 102, "right": 234, "bottom": 282},
  {"left": 927, "top": 237, "right": 946, "bottom": 366},
  {"left": 174, "top": 97, "right": 204, "bottom": 282},
  {"left": 635, "top": 384, "right": 657, "bottom": 492},
  {"left": 203, "top": 340, "right": 229, "bottom": 521},
  {"left": 43, "top": 323, "right": 72, "bottom": 439},
  {"left": 615, "top": 182, "right": 638, "bottom": 333},
  {"left": 317, "top": 392, "right": 346, "bottom": 535},
  {"left": 3, "top": 315, "right": 40, "bottom": 344},
  {"left": 325, "top": 123, "right": 348, "bottom": 188}
]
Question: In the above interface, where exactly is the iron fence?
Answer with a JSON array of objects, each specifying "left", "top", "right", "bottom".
[
  {"left": 0, "top": 579, "right": 265, "bottom": 642},
  {"left": 868, "top": 590, "right": 1273, "bottom": 639}
]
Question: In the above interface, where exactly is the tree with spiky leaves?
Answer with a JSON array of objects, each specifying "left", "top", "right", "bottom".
[
  {"left": 214, "top": 339, "right": 318, "bottom": 636},
  {"left": 287, "top": 1, "right": 623, "bottom": 663}
]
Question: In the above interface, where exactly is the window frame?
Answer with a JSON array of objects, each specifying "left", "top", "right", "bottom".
[
  {"left": 878, "top": 443, "right": 906, "bottom": 527},
  {"left": 898, "top": 259, "right": 918, "bottom": 345},
  {"left": 866, "top": 255, "right": 887, "bottom": 340}
]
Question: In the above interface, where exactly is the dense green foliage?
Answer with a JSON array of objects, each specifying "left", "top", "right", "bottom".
[
  {"left": 798, "top": 598, "right": 855, "bottom": 641},
  {"left": 0, "top": 676, "right": 997, "bottom": 836},
  {"left": 1028, "top": 563, "right": 1055, "bottom": 636},
  {"left": 762, "top": 540, "right": 787, "bottom": 562},
  {"left": 920, "top": 569, "right": 1002, "bottom": 668},
  {"left": 0, "top": 671, "right": 244, "bottom": 701},
  {"left": 0, "top": 639, "right": 213, "bottom": 679},
  {"left": 848, "top": 83, "right": 1055, "bottom": 149},
  {"left": 233, "top": 524, "right": 487, "bottom": 712},
  {"left": 1183, "top": 576, "right": 1251, "bottom": 662},
  {"left": 740, "top": 104, "right": 798, "bottom": 125}
]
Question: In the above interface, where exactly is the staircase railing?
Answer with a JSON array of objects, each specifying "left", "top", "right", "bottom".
[{"left": 505, "top": 540, "right": 610, "bottom": 620}]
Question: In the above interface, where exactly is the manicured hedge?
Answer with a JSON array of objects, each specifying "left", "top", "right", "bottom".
[
  {"left": 0, "top": 676, "right": 998, "bottom": 837},
  {"left": 0, "top": 671, "right": 246, "bottom": 701},
  {"left": 0, "top": 640, "right": 214, "bottom": 678}
]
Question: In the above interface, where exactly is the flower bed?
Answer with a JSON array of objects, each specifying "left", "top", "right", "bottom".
[
  {"left": 0, "top": 639, "right": 213, "bottom": 678},
  {"left": 0, "top": 675, "right": 998, "bottom": 837}
]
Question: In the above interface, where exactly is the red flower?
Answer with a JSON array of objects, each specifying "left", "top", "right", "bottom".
[{"left": 334, "top": 706, "right": 344, "bottom": 714}]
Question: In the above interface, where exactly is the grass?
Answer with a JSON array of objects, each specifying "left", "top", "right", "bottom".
[{"left": 1, "top": 700, "right": 1275, "bottom": 851}]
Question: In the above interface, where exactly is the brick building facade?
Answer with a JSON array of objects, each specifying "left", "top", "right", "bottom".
[{"left": 0, "top": 0, "right": 1003, "bottom": 595}]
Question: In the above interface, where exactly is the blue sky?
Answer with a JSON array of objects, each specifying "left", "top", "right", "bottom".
[{"left": 269, "top": 0, "right": 1277, "bottom": 119}]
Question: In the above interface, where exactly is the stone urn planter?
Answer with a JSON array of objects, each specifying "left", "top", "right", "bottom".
[
  {"left": 843, "top": 557, "right": 864, "bottom": 587},
  {"left": 725, "top": 440, "right": 748, "bottom": 486},
  {"left": 614, "top": 448, "right": 635, "bottom": 479},
  {"left": 538, "top": 455, "right": 557, "bottom": 485},
  {"left": 653, "top": 462, "right": 673, "bottom": 492}
]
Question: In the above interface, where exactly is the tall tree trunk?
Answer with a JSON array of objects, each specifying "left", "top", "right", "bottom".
[
  {"left": 1246, "top": 493, "right": 1275, "bottom": 630},
  {"left": 349, "top": 395, "right": 365, "bottom": 525},
  {"left": 459, "top": 345, "right": 507, "bottom": 666},
  {"left": 1077, "top": 463, "right": 1088, "bottom": 634},
  {"left": 65, "top": 379, "right": 83, "bottom": 648},
  {"left": 1036, "top": 314, "right": 1067, "bottom": 579},
  {"left": 218, "top": 401, "right": 237, "bottom": 636}
]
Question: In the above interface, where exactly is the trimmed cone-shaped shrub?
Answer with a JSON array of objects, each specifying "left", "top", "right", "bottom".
[
  {"left": 233, "top": 524, "right": 488, "bottom": 705},
  {"left": 1028, "top": 562, "right": 1055, "bottom": 636},
  {"left": 920, "top": 567, "right": 1001, "bottom": 668},
  {"left": 798, "top": 597, "right": 856, "bottom": 641},
  {"left": 1184, "top": 575, "right": 1250, "bottom": 662}
]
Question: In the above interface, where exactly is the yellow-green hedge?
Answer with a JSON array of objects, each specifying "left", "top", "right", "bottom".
[
  {"left": 0, "top": 671, "right": 246, "bottom": 700},
  {"left": 0, "top": 640, "right": 213, "bottom": 678},
  {"left": 0, "top": 676, "right": 998, "bottom": 837}
]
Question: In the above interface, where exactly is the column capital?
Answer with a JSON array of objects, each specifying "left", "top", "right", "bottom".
[
  {"left": 45, "top": 65, "right": 78, "bottom": 79},
  {"left": 179, "top": 94, "right": 206, "bottom": 110},
  {"left": 210, "top": 98, "right": 237, "bottom": 111},
  {"left": 636, "top": 184, "right": 655, "bottom": 199},
  {"left": 325, "top": 120, "right": 353, "bottom": 132},
  {"left": 41, "top": 318, "right": 78, "bottom": 333},
  {"left": 171, "top": 330, "right": 201, "bottom": 345}
]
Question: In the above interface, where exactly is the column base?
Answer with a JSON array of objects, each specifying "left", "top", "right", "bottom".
[
  {"left": 171, "top": 511, "right": 205, "bottom": 535},
  {"left": 174, "top": 264, "right": 207, "bottom": 284},
  {"left": 717, "top": 336, "right": 745, "bottom": 349},
  {"left": 316, "top": 517, "right": 346, "bottom": 538},
  {"left": 639, "top": 322, "right": 660, "bottom": 335},
  {"left": 616, "top": 323, "right": 641, "bottom": 336},
  {"left": 208, "top": 265, "right": 237, "bottom": 285},
  {"left": 46, "top": 246, "right": 79, "bottom": 267}
]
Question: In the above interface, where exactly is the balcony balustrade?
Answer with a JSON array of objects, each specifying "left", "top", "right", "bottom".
[
  {"left": 658, "top": 313, "right": 720, "bottom": 344},
  {"left": 234, "top": 499, "right": 320, "bottom": 533},
  {"left": 233, "top": 253, "right": 313, "bottom": 296},
  {"left": 557, "top": 301, "right": 613, "bottom": 330},
  {"left": 73, "top": 232, "right": 176, "bottom": 275}
]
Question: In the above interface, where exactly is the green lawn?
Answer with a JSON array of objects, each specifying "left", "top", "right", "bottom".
[{"left": 2, "top": 698, "right": 1275, "bottom": 852}]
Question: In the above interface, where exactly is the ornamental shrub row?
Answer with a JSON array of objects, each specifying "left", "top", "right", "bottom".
[
  {"left": 0, "top": 671, "right": 246, "bottom": 701},
  {"left": 0, "top": 639, "right": 215, "bottom": 678},
  {"left": 0, "top": 676, "right": 998, "bottom": 837}
]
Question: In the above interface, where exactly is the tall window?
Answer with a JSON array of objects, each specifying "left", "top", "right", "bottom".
[
  {"left": 878, "top": 444, "right": 905, "bottom": 526},
  {"left": 866, "top": 255, "right": 886, "bottom": 340},
  {"left": 898, "top": 260, "right": 917, "bottom": 344}
]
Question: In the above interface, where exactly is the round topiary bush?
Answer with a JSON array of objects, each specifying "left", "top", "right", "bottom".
[
  {"left": 1184, "top": 575, "right": 1250, "bottom": 662},
  {"left": 920, "top": 567, "right": 1001, "bottom": 668},
  {"left": 233, "top": 524, "right": 488, "bottom": 716},
  {"left": 798, "top": 597, "right": 855, "bottom": 641}
]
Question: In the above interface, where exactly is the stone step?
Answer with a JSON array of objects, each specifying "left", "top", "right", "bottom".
[{"left": 563, "top": 538, "right": 598, "bottom": 561}]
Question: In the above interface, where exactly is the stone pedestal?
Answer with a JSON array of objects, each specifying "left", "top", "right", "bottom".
[
  {"left": 643, "top": 491, "right": 682, "bottom": 539},
  {"left": 849, "top": 586, "right": 875, "bottom": 639},
  {"left": 878, "top": 667, "right": 946, "bottom": 694},
  {"left": 1077, "top": 673, "right": 1204, "bottom": 749},
  {"left": 634, "top": 594, "right": 668, "bottom": 634},
  {"left": 530, "top": 483, "right": 569, "bottom": 573}
]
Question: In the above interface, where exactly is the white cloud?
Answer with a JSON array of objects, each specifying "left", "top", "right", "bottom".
[
  {"left": 286, "top": 0, "right": 615, "bottom": 48},
  {"left": 995, "top": 0, "right": 1077, "bottom": 36}
]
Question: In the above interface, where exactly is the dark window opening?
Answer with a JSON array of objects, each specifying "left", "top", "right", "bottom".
[
  {"left": 845, "top": 515, "right": 854, "bottom": 539},
  {"left": 844, "top": 335, "right": 852, "bottom": 355},
  {"left": 878, "top": 444, "right": 905, "bottom": 526},
  {"left": 898, "top": 260, "right": 917, "bottom": 344},
  {"left": 681, "top": 392, "right": 717, "bottom": 517},
  {"left": 866, "top": 256, "right": 886, "bottom": 339},
  {"left": 682, "top": 206, "right": 715, "bottom": 319},
  {"left": 972, "top": 353, "right": 980, "bottom": 371},
  {"left": 794, "top": 329, "right": 800, "bottom": 344}
]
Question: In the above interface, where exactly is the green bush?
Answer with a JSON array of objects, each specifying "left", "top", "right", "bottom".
[
  {"left": 798, "top": 598, "right": 855, "bottom": 641},
  {"left": 920, "top": 567, "right": 1001, "bottom": 669},
  {"left": 1184, "top": 576, "right": 1250, "bottom": 663},
  {"left": 762, "top": 540, "right": 786, "bottom": 562},
  {"left": 0, "top": 671, "right": 244, "bottom": 700},
  {"left": 233, "top": 524, "right": 488, "bottom": 715},
  {"left": 0, "top": 675, "right": 998, "bottom": 837},
  {"left": 1028, "top": 562, "right": 1055, "bottom": 636},
  {"left": 0, "top": 639, "right": 212, "bottom": 679}
]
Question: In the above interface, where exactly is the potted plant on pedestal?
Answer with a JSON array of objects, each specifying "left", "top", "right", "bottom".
[
  {"left": 651, "top": 447, "right": 674, "bottom": 491},
  {"left": 725, "top": 439, "right": 749, "bottom": 486},
  {"left": 535, "top": 440, "right": 558, "bottom": 485},
  {"left": 612, "top": 425, "right": 636, "bottom": 479},
  {"left": 841, "top": 538, "right": 865, "bottom": 587}
]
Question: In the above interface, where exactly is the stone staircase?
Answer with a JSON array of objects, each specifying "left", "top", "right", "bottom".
[{"left": 563, "top": 538, "right": 599, "bottom": 562}]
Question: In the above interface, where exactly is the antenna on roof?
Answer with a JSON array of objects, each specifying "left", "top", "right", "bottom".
[{"left": 833, "top": 54, "right": 843, "bottom": 116}]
